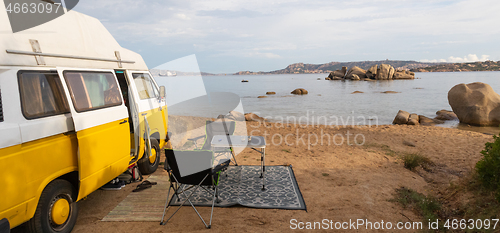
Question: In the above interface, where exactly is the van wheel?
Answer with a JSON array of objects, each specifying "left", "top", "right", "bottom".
[
  {"left": 26, "top": 180, "right": 78, "bottom": 233},
  {"left": 138, "top": 139, "right": 160, "bottom": 175}
]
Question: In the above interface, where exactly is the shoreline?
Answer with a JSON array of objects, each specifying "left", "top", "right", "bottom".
[{"left": 70, "top": 121, "right": 493, "bottom": 232}]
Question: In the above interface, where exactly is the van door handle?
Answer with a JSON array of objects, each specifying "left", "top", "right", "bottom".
[
  {"left": 119, "top": 120, "right": 128, "bottom": 124},
  {"left": 141, "top": 113, "right": 147, "bottom": 116}
]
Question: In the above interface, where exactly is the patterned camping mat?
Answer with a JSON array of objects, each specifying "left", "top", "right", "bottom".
[{"left": 102, "top": 165, "right": 305, "bottom": 222}]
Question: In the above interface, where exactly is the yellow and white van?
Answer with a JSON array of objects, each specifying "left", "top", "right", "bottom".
[{"left": 0, "top": 4, "right": 168, "bottom": 232}]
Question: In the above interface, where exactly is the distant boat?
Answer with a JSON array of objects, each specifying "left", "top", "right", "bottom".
[
  {"left": 159, "top": 70, "right": 177, "bottom": 76},
  {"left": 241, "top": 80, "right": 249, "bottom": 82}
]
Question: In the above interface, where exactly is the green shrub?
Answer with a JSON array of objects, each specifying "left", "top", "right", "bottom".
[
  {"left": 476, "top": 134, "right": 500, "bottom": 201},
  {"left": 402, "top": 153, "right": 433, "bottom": 171}
]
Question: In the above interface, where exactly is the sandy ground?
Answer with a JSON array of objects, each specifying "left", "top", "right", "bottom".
[{"left": 29, "top": 117, "right": 492, "bottom": 232}]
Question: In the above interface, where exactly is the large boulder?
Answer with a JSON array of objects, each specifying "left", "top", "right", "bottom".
[
  {"left": 328, "top": 66, "right": 347, "bottom": 79},
  {"left": 345, "top": 66, "right": 366, "bottom": 79},
  {"left": 393, "top": 110, "right": 410, "bottom": 125},
  {"left": 393, "top": 70, "right": 415, "bottom": 79},
  {"left": 291, "top": 88, "right": 308, "bottom": 95},
  {"left": 376, "top": 64, "right": 395, "bottom": 80},
  {"left": 366, "top": 65, "right": 378, "bottom": 79},
  {"left": 448, "top": 82, "right": 500, "bottom": 126}
]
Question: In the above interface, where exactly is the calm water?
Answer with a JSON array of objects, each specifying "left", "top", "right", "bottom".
[{"left": 155, "top": 71, "right": 500, "bottom": 133}]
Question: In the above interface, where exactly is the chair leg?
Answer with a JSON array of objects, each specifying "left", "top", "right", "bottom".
[
  {"left": 160, "top": 181, "right": 173, "bottom": 225},
  {"left": 209, "top": 186, "right": 217, "bottom": 229},
  {"left": 160, "top": 174, "right": 210, "bottom": 228}
]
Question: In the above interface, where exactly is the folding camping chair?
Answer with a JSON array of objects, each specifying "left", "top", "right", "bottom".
[
  {"left": 160, "top": 149, "right": 230, "bottom": 229},
  {"left": 187, "top": 120, "right": 238, "bottom": 165}
]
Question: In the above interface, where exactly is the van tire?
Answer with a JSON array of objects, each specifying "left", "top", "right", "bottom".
[
  {"left": 26, "top": 179, "right": 78, "bottom": 233},
  {"left": 138, "top": 139, "right": 160, "bottom": 175}
]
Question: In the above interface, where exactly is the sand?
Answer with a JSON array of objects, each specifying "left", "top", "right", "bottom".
[{"left": 66, "top": 118, "right": 491, "bottom": 232}]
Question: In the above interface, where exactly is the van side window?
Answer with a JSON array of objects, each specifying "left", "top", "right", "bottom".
[
  {"left": 64, "top": 71, "right": 122, "bottom": 112},
  {"left": 0, "top": 89, "right": 3, "bottom": 122},
  {"left": 18, "top": 71, "right": 70, "bottom": 119},
  {"left": 132, "top": 73, "right": 158, "bottom": 100}
]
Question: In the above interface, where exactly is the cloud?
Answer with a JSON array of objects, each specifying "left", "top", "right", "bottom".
[
  {"left": 72, "top": 0, "right": 500, "bottom": 73},
  {"left": 421, "top": 54, "right": 490, "bottom": 63}
]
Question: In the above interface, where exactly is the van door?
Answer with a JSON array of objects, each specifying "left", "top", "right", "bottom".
[
  {"left": 126, "top": 71, "right": 165, "bottom": 154},
  {"left": 58, "top": 69, "right": 131, "bottom": 200}
]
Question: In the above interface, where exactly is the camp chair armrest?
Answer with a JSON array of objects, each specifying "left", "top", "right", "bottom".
[{"left": 187, "top": 135, "right": 205, "bottom": 141}]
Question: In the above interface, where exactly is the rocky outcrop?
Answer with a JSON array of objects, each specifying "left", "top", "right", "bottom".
[
  {"left": 393, "top": 110, "right": 449, "bottom": 126},
  {"left": 291, "top": 88, "right": 308, "bottom": 95},
  {"left": 326, "top": 64, "right": 415, "bottom": 81},
  {"left": 448, "top": 82, "right": 500, "bottom": 126},
  {"left": 327, "top": 66, "right": 347, "bottom": 80},
  {"left": 393, "top": 70, "right": 415, "bottom": 79},
  {"left": 345, "top": 66, "right": 366, "bottom": 80},
  {"left": 258, "top": 96, "right": 267, "bottom": 98},
  {"left": 393, "top": 110, "right": 410, "bottom": 125},
  {"left": 376, "top": 64, "right": 395, "bottom": 80},
  {"left": 351, "top": 91, "right": 364, "bottom": 94},
  {"left": 266, "top": 92, "right": 276, "bottom": 95},
  {"left": 366, "top": 65, "right": 378, "bottom": 79}
]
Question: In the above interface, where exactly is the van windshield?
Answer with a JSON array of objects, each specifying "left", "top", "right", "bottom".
[{"left": 132, "top": 73, "right": 158, "bottom": 100}]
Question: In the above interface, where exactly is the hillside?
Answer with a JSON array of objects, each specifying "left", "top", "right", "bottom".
[
  {"left": 410, "top": 60, "right": 500, "bottom": 72},
  {"left": 234, "top": 60, "right": 440, "bottom": 75}
]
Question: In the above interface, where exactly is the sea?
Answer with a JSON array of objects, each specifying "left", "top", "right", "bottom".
[{"left": 155, "top": 71, "right": 500, "bottom": 134}]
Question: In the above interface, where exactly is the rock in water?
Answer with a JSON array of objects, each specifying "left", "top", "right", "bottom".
[
  {"left": 393, "top": 70, "right": 415, "bottom": 79},
  {"left": 328, "top": 66, "right": 347, "bottom": 79},
  {"left": 345, "top": 66, "right": 367, "bottom": 79},
  {"left": 376, "top": 64, "right": 395, "bottom": 80},
  {"left": 448, "top": 82, "right": 500, "bottom": 126},
  {"left": 351, "top": 91, "right": 364, "bottom": 94},
  {"left": 393, "top": 110, "right": 410, "bottom": 124},
  {"left": 258, "top": 96, "right": 267, "bottom": 98},
  {"left": 366, "top": 65, "right": 378, "bottom": 79},
  {"left": 266, "top": 92, "right": 276, "bottom": 95},
  {"left": 407, "top": 114, "right": 420, "bottom": 125},
  {"left": 291, "top": 88, "right": 308, "bottom": 95},
  {"left": 419, "top": 115, "right": 444, "bottom": 126},
  {"left": 435, "top": 110, "right": 458, "bottom": 120}
]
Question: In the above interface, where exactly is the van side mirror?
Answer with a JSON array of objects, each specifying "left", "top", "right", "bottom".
[{"left": 160, "top": 86, "right": 166, "bottom": 99}]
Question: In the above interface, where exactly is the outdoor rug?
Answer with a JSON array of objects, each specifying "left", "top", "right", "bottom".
[
  {"left": 170, "top": 165, "right": 307, "bottom": 210},
  {"left": 102, "top": 165, "right": 305, "bottom": 222}
]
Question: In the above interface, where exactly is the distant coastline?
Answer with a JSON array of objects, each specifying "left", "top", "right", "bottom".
[
  {"left": 151, "top": 60, "right": 500, "bottom": 76},
  {"left": 409, "top": 60, "right": 500, "bottom": 72}
]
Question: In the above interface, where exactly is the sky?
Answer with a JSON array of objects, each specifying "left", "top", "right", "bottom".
[{"left": 72, "top": 0, "right": 500, "bottom": 73}]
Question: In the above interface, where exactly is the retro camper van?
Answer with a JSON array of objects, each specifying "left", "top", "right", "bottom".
[{"left": 0, "top": 3, "right": 168, "bottom": 232}]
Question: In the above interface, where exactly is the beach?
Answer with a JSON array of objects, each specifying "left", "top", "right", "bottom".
[{"left": 69, "top": 118, "right": 492, "bottom": 232}]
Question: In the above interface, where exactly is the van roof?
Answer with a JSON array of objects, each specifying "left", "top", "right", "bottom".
[{"left": 0, "top": 4, "right": 148, "bottom": 70}]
